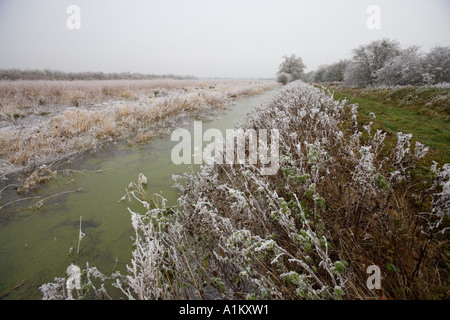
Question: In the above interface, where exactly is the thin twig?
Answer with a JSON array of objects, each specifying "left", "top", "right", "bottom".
[
  {"left": 0, "top": 196, "right": 41, "bottom": 211},
  {"left": 27, "top": 189, "right": 81, "bottom": 209},
  {"left": 77, "top": 216, "right": 84, "bottom": 257},
  {"left": 0, "top": 184, "right": 19, "bottom": 196}
]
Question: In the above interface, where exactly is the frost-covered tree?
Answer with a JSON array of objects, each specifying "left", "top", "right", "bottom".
[
  {"left": 375, "top": 46, "right": 425, "bottom": 86},
  {"left": 302, "top": 71, "right": 314, "bottom": 83},
  {"left": 344, "top": 39, "right": 401, "bottom": 87},
  {"left": 323, "top": 60, "right": 347, "bottom": 83},
  {"left": 311, "top": 65, "right": 328, "bottom": 83},
  {"left": 277, "top": 54, "right": 306, "bottom": 82},
  {"left": 343, "top": 62, "right": 367, "bottom": 87},
  {"left": 422, "top": 46, "right": 450, "bottom": 84}
]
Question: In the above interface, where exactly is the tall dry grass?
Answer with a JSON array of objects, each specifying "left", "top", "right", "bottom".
[{"left": 0, "top": 79, "right": 278, "bottom": 189}]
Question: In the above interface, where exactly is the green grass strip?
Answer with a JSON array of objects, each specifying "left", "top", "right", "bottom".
[{"left": 332, "top": 90, "right": 450, "bottom": 164}]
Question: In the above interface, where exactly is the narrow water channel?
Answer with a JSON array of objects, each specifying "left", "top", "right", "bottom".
[{"left": 0, "top": 88, "right": 280, "bottom": 299}]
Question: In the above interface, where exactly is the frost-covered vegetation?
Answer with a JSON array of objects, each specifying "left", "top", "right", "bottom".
[
  {"left": 0, "top": 79, "right": 277, "bottom": 191},
  {"left": 303, "top": 39, "right": 450, "bottom": 87},
  {"left": 41, "top": 81, "right": 449, "bottom": 300}
]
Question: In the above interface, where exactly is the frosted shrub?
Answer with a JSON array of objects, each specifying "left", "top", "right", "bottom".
[
  {"left": 166, "top": 81, "right": 448, "bottom": 299},
  {"left": 421, "top": 164, "right": 450, "bottom": 237},
  {"left": 277, "top": 72, "right": 292, "bottom": 85},
  {"left": 40, "top": 263, "right": 111, "bottom": 300}
]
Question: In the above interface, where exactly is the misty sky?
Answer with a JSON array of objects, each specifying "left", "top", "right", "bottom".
[{"left": 0, "top": 0, "right": 449, "bottom": 78}]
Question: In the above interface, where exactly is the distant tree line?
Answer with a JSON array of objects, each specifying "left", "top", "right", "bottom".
[
  {"left": 277, "top": 39, "right": 450, "bottom": 88},
  {"left": 302, "top": 39, "right": 450, "bottom": 87},
  {"left": 0, "top": 69, "right": 198, "bottom": 81}
]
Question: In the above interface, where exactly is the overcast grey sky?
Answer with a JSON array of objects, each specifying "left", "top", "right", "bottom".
[{"left": 0, "top": 0, "right": 449, "bottom": 78}]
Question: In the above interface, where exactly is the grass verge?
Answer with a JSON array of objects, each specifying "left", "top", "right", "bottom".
[{"left": 329, "top": 85, "right": 450, "bottom": 165}]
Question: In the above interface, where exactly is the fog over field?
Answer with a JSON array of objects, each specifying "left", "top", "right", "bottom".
[{"left": 0, "top": 0, "right": 449, "bottom": 78}]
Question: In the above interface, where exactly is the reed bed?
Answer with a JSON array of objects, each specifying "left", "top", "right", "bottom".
[{"left": 0, "top": 79, "right": 278, "bottom": 186}]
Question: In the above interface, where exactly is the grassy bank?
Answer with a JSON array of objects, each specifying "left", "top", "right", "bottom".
[{"left": 328, "top": 85, "right": 450, "bottom": 165}]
